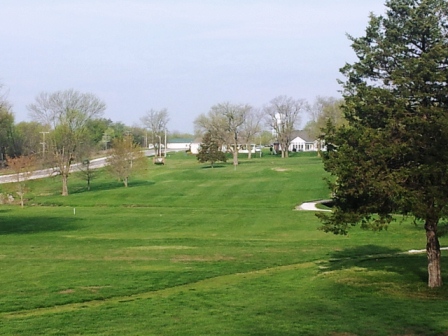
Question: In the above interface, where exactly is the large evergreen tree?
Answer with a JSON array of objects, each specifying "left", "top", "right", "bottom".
[
  {"left": 197, "top": 132, "right": 227, "bottom": 168},
  {"left": 319, "top": 0, "right": 448, "bottom": 287}
]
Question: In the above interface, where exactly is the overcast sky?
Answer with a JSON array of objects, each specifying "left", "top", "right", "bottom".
[{"left": 1, "top": 0, "right": 386, "bottom": 133}]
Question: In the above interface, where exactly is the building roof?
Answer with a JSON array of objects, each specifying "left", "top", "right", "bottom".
[
  {"left": 291, "top": 130, "right": 315, "bottom": 142},
  {"left": 168, "top": 138, "right": 194, "bottom": 143}
]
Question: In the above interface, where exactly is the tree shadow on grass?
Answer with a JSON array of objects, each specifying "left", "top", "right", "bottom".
[
  {"left": 0, "top": 215, "right": 83, "bottom": 235},
  {"left": 200, "top": 165, "right": 226, "bottom": 169},
  {"left": 70, "top": 180, "right": 156, "bottom": 194},
  {"left": 320, "top": 244, "right": 428, "bottom": 283},
  {"left": 305, "top": 245, "right": 448, "bottom": 335}
]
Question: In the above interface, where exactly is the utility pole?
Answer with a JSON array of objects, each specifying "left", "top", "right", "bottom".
[
  {"left": 40, "top": 131, "right": 49, "bottom": 159},
  {"left": 164, "top": 128, "right": 167, "bottom": 158}
]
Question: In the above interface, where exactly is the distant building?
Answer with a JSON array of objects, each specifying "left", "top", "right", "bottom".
[
  {"left": 166, "top": 138, "right": 193, "bottom": 151},
  {"left": 189, "top": 138, "right": 202, "bottom": 154},
  {"left": 289, "top": 130, "right": 318, "bottom": 152},
  {"left": 273, "top": 130, "right": 320, "bottom": 152},
  {"left": 189, "top": 138, "right": 260, "bottom": 155}
]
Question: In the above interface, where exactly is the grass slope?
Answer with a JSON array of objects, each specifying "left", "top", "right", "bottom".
[{"left": 0, "top": 152, "right": 447, "bottom": 335}]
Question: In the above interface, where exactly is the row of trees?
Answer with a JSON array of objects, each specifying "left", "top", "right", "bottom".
[
  {"left": 0, "top": 108, "right": 176, "bottom": 161},
  {"left": 194, "top": 96, "right": 346, "bottom": 163},
  {"left": 0, "top": 88, "right": 180, "bottom": 197},
  {"left": 1, "top": 81, "right": 347, "bottom": 171},
  {"left": 0, "top": 83, "right": 348, "bottom": 200}
]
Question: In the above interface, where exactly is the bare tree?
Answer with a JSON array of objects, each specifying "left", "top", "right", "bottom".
[
  {"left": 264, "top": 96, "right": 306, "bottom": 158},
  {"left": 106, "top": 135, "right": 146, "bottom": 187},
  {"left": 28, "top": 89, "right": 106, "bottom": 196},
  {"left": 141, "top": 109, "right": 169, "bottom": 157},
  {"left": 6, "top": 154, "right": 37, "bottom": 207},
  {"left": 195, "top": 102, "right": 250, "bottom": 166},
  {"left": 218, "top": 103, "right": 251, "bottom": 166},
  {"left": 194, "top": 110, "right": 230, "bottom": 148},
  {"left": 240, "top": 108, "right": 263, "bottom": 159},
  {"left": 0, "top": 83, "right": 12, "bottom": 112}
]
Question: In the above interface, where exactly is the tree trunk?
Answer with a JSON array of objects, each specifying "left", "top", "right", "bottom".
[
  {"left": 233, "top": 141, "right": 238, "bottom": 166},
  {"left": 425, "top": 217, "right": 443, "bottom": 288},
  {"left": 281, "top": 141, "right": 289, "bottom": 158},
  {"left": 18, "top": 192, "right": 24, "bottom": 208},
  {"left": 124, "top": 176, "right": 128, "bottom": 187},
  {"left": 62, "top": 173, "right": 69, "bottom": 196}
]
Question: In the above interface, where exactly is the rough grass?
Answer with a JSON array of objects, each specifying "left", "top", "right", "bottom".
[{"left": 0, "top": 152, "right": 447, "bottom": 335}]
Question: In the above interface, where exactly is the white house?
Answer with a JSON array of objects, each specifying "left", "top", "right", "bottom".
[
  {"left": 289, "top": 130, "right": 318, "bottom": 152},
  {"left": 272, "top": 130, "right": 318, "bottom": 152},
  {"left": 189, "top": 138, "right": 202, "bottom": 154}
]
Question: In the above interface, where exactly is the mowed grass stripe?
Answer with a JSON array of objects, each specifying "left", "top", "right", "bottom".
[{"left": 1, "top": 261, "right": 316, "bottom": 319}]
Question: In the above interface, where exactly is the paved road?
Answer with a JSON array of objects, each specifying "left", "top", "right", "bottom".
[{"left": 0, "top": 149, "right": 161, "bottom": 184}]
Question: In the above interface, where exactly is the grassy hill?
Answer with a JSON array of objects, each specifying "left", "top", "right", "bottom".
[{"left": 0, "top": 152, "right": 447, "bottom": 335}]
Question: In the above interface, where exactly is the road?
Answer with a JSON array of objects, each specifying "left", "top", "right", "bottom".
[{"left": 0, "top": 149, "right": 159, "bottom": 184}]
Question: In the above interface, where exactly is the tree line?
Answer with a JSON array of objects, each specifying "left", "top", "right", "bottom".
[{"left": 194, "top": 95, "right": 347, "bottom": 166}]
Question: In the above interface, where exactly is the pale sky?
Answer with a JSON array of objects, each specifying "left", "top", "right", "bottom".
[{"left": 1, "top": 0, "right": 386, "bottom": 133}]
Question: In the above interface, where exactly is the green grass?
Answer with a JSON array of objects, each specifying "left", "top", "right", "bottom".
[{"left": 1, "top": 152, "right": 447, "bottom": 335}]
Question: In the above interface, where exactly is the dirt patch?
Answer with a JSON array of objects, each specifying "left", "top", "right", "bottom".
[
  {"left": 129, "top": 246, "right": 196, "bottom": 250},
  {"left": 171, "top": 255, "right": 235, "bottom": 262},
  {"left": 59, "top": 289, "right": 75, "bottom": 294},
  {"left": 272, "top": 168, "right": 289, "bottom": 172},
  {"left": 81, "top": 286, "right": 111, "bottom": 293}
]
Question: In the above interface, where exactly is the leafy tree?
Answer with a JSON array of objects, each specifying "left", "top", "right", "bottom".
[
  {"left": 128, "top": 125, "right": 147, "bottom": 148},
  {"left": 169, "top": 130, "right": 194, "bottom": 140},
  {"left": 304, "top": 96, "right": 346, "bottom": 152},
  {"left": 318, "top": 0, "right": 448, "bottom": 288},
  {"left": 108, "top": 121, "right": 128, "bottom": 140},
  {"left": 197, "top": 132, "right": 227, "bottom": 168},
  {"left": 14, "top": 121, "right": 48, "bottom": 157},
  {"left": 264, "top": 96, "right": 306, "bottom": 158},
  {"left": 28, "top": 89, "right": 106, "bottom": 196},
  {"left": 106, "top": 135, "right": 146, "bottom": 187},
  {"left": 259, "top": 130, "right": 274, "bottom": 146},
  {"left": 85, "top": 118, "right": 112, "bottom": 146},
  {"left": 0, "top": 108, "right": 17, "bottom": 161},
  {"left": 0, "top": 84, "right": 18, "bottom": 159}
]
